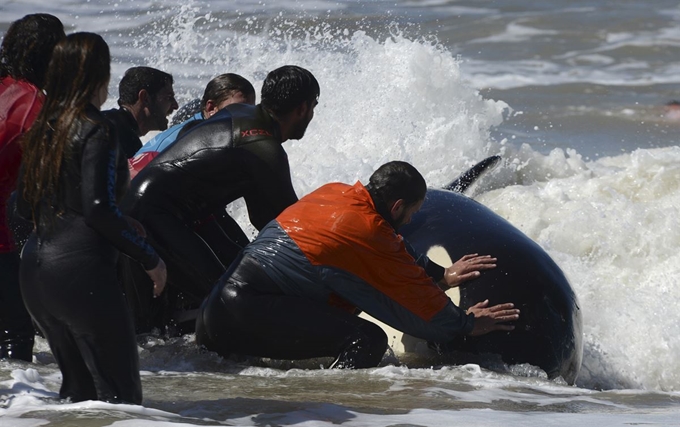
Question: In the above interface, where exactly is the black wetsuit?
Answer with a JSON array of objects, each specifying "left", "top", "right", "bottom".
[
  {"left": 196, "top": 246, "right": 445, "bottom": 369},
  {"left": 17, "top": 105, "right": 160, "bottom": 403},
  {"left": 197, "top": 254, "right": 388, "bottom": 368},
  {"left": 102, "top": 107, "right": 142, "bottom": 159},
  {"left": 120, "top": 103, "right": 298, "bottom": 331}
]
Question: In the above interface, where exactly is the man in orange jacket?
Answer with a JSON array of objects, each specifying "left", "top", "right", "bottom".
[{"left": 197, "top": 161, "right": 519, "bottom": 368}]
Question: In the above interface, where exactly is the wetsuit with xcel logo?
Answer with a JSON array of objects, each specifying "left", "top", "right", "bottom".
[{"left": 120, "top": 103, "right": 298, "bottom": 330}]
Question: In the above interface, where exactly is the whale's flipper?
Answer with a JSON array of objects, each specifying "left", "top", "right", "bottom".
[{"left": 444, "top": 155, "right": 502, "bottom": 193}]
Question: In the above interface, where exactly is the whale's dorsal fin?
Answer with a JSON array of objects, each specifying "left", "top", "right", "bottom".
[{"left": 444, "top": 155, "right": 502, "bottom": 193}]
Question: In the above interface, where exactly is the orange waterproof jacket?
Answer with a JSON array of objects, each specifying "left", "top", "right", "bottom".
[{"left": 243, "top": 181, "right": 474, "bottom": 342}]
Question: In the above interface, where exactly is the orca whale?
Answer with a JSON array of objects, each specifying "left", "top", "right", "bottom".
[{"left": 362, "top": 157, "right": 583, "bottom": 384}]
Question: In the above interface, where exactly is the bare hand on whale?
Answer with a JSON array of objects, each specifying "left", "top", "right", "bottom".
[
  {"left": 146, "top": 258, "right": 167, "bottom": 297},
  {"left": 466, "top": 300, "right": 520, "bottom": 336},
  {"left": 441, "top": 254, "right": 497, "bottom": 288}
]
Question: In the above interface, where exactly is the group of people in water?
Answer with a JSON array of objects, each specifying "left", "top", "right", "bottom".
[{"left": 0, "top": 13, "right": 520, "bottom": 405}]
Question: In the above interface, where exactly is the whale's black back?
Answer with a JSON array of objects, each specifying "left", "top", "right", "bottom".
[{"left": 400, "top": 189, "right": 583, "bottom": 384}]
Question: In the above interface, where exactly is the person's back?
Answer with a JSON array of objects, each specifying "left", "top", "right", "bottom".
[
  {"left": 0, "top": 77, "right": 44, "bottom": 248},
  {"left": 0, "top": 77, "right": 43, "bottom": 150},
  {"left": 125, "top": 103, "right": 295, "bottom": 227},
  {"left": 24, "top": 106, "right": 130, "bottom": 234},
  {"left": 243, "top": 180, "right": 459, "bottom": 340}
]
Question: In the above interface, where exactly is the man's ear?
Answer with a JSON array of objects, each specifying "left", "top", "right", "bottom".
[
  {"left": 138, "top": 89, "right": 150, "bottom": 106},
  {"left": 389, "top": 199, "right": 405, "bottom": 218},
  {"left": 204, "top": 99, "right": 219, "bottom": 117},
  {"left": 294, "top": 101, "right": 309, "bottom": 118}
]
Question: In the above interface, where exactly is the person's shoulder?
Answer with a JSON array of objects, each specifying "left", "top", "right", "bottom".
[
  {"left": 0, "top": 76, "right": 42, "bottom": 104},
  {"left": 143, "top": 120, "right": 188, "bottom": 151},
  {"left": 224, "top": 102, "right": 259, "bottom": 119},
  {"left": 231, "top": 105, "right": 281, "bottom": 144},
  {"left": 0, "top": 76, "right": 39, "bottom": 93},
  {"left": 84, "top": 105, "right": 116, "bottom": 136},
  {"left": 101, "top": 107, "right": 141, "bottom": 142},
  {"left": 100, "top": 107, "right": 124, "bottom": 123},
  {"left": 100, "top": 108, "right": 132, "bottom": 134}
]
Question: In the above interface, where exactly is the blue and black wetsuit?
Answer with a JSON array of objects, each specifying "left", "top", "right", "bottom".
[
  {"left": 120, "top": 103, "right": 298, "bottom": 332},
  {"left": 17, "top": 105, "right": 160, "bottom": 403},
  {"left": 128, "top": 111, "right": 204, "bottom": 179}
]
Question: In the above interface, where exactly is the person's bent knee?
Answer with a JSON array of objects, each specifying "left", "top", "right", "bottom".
[{"left": 332, "top": 321, "right": 388, "bottom": 369}]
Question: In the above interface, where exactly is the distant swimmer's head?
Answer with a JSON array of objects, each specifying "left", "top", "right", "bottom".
[
  {"left": 117, "top": 66, "right": 179, "bottom": 135},
  {"left": 0, "top": 13, "right": 65, "bottom": 89},
  {"left": 261, "top": 65, "right": 320, "bottom": 141},
  {"left": 664, "top": 100, "right": 680, "bottom": 121},
  {"left": 201, "top": 73, "right": 256, "bottom": 118},
  {"left": 366, "top": 161, "right": 427, "bottom": 230}
]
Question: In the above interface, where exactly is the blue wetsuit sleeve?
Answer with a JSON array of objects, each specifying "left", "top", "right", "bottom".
[
  {"left": 80, "top": 123, "right": 160, "bottom": 270},
  {"left": 322, "top": 267, "right": 474, "bottom": 341}
]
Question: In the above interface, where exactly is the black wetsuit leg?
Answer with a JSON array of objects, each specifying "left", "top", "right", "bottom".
[
  {"left": 120, "top": 248, "right": 213, "bottom": 335},
  {"left": 0, "top": 191, "right": 36, "bottom": 361},
  {"left": 118, "top": 255, "right": 172, "bottom": 334},
  {"left": 212, "top": 210, "right": 251, "bottom": 248},
  {"left": 194, "top": 216, "right": 245, "bottom": 268},
  {"left": 20, "top": 225, "right": 142, "bottom": 404},
  {"left": 6, "top": 191, "right": 33, "bottom": 248},
  {"left": 0, "top": 250, "right": 34, "bottom": 361},
  {"left": 196, "top": 256, "right": 388, "bottom": 368},
  {"left": 127, "top": 209, "right": 230, "bottom": 335}
]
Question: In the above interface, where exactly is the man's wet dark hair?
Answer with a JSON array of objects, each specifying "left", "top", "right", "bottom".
[
  {"left": 200, "top": 73, "right": 255, "bottom": 111},
  {"left": 261, "top": 65, "right": 319, "bottom": 117},
  {"left": 117, "top": 66, "right": 173, "bottom": 106},
  {"left": 0, "top": 14, "right": 65, "bottom": 89},
  {"left": 366, "top": 161, "right": 427, "bottom": 214}
]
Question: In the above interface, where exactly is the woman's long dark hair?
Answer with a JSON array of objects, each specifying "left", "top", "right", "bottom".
[
  {"left": 21, "top": 32, "right": 110, "bottom": 219},
  {"left": 0, "top": 14, "right": 64, "bottom": 89}
]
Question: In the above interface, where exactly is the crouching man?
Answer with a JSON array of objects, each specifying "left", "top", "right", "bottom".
[{"left": 197, "top": 161, "right": 519, "bottom": 368}]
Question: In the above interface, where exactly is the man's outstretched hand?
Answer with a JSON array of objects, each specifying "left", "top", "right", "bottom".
[
  {"left": 441, "top": 254, "right": 497, "bottom": 288},
  {"left": 467, "top": 300, "right": 520, "bottom": 336}
]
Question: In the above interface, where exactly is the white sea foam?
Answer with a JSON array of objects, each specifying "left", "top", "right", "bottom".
[{"left": 477, "top": 146, "right": 680, "bottom": 390}]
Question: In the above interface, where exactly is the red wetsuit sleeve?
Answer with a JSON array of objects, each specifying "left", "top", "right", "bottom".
[{"left": 0, "top": 80, "right": 43, "bottom": 252}]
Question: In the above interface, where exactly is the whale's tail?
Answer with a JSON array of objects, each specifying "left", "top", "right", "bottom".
[{"left": 444, "top": 155, "right": 502, "bottom": 193}]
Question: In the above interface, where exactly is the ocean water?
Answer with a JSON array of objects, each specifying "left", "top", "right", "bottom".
[{"left": 2, "top": 0, "right": 680, "bottom": 425}]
